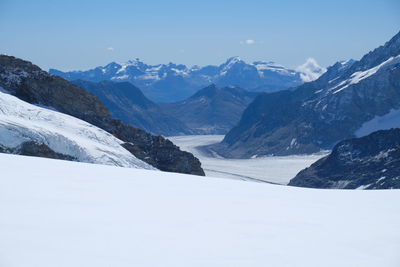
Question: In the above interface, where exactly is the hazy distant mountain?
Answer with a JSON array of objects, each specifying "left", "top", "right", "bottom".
[
  {"left": 50, "top": 57, "right": 325, "bottom": 102},
  {"left": 210, "top": 31, "right": 400, "bottom": 158},
  {"left": 160, "top": 84, "right": 257, "bottom": 134},
  {"left": 289, "top": 128, "right": 400, "bottom": 189},
  {"left": 73, "top": 80, "right": 192, "bottom": 136}
]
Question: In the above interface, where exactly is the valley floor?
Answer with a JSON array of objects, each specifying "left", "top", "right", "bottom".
[
  {"left": 0, "top": 153, "right": 399, "bottom": 267},
  {"left": 169, "top": 135, "right": 326, "bottom": 184}
]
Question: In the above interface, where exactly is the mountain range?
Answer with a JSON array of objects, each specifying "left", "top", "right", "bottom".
[
  {"left": 210, "top": 31, "right": 400, "bottom": 158},
  {"left": 50, "top": 57, "right": 326, "bottom": 102},
  {"left": 73, "top": 80, "right": 257, "bottom": 136}
]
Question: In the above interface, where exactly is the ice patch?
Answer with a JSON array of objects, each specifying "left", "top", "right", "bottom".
[{"left": 355, "top": 108, "right": 400, "bottom": 137}]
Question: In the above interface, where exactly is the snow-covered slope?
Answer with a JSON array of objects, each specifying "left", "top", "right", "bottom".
[
  {"left": 0, "top": 89, "right": 153, "bottom": 169},
  {"left": 0, "top": 153, "right": 399, "bottom": 267}
]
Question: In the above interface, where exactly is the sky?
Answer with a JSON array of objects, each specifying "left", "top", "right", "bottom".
[{"left": 1, "top": 0, "right": 399, "bottom": 71}]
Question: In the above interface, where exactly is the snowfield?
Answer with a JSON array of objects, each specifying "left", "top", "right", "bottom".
[
  {"left": 355, "top": 108, "right": 400, "bottom": 137},
  {"left": 169, "top": 135, "right": 325, "bottom": 184},
  {"left": 0, "top": 153, "right": 399, "bottom": 267},
  {"left": 0, "top": 89, "right": 153, "bottom": 169}
]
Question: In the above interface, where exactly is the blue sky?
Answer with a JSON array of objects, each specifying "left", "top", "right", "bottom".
[{"left": 1, "top": 0, "right": 399, "bottom": 71}]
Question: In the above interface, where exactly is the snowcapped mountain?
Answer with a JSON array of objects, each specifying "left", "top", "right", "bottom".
[
  {"left": 50, "top": 57, "right": 325, "bottom": 102},
  {"left": 211, "top": 30, "right": 400, "bottom": 158},
  {"left": 0, "top": 88, "right": 153, "bottom": 169},
  {"left": 1, "top": 153, "right": 399, "bottom": 267}
]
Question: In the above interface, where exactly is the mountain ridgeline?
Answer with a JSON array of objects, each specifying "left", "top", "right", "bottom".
[
  {"left": 210, "top": 31, "right": 400, "bottom": 158},
  {"left": 160, "top": 84, "right": 258, "bottom": 134},
  {"left": 0, "top": 55, "right": 205, "bottom": 176},
  {"left": 50, "top": 57, "right": 325, "bottom": 102}
]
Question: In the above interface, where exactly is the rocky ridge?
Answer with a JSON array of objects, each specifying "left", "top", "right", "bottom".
[{"left": 289, "top": 128, "right": 400, "bottom": 189}]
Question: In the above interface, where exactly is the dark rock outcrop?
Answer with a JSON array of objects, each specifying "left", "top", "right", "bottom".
[
  {"left": 0, "top": 141, "right": 76, "bottom": 161},
  {"left": 0, "top": 55, "right": 205, "bottom": 176},
  {"left": 160, "top": 84, "right": 257, "bottom": 134},
  {"left": 289, "top": 129, "right": 400, "bottom": 189}
]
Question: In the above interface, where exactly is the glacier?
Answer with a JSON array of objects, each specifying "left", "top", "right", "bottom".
[
  {"left": 0, "top": 88, "right": 154, "bottom": 169},
  {"left": 169, "top": 135, "right": 325, "bottom": 184}
]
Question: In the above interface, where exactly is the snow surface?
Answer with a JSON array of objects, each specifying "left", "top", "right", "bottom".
[
  {"left": 169, "top": 135, "right": 325, "bottom": 184},
  {"left": 0, "top": 153, "right": 399, "bottom": 267},
  {"left": 355, "top": 108, "right": 400, "bottom": 137},
  {"left": 0, "top": 89, "right": 153, "bottom": 169}
]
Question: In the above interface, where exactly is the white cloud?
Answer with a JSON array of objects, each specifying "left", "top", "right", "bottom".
[
  {"left": 296, "top": 58, "right": 326, "bottom": 82},
  {"left": 107, "top": 47, "right": 114, "bottom": 51},
  {"left": 245, "top": 39, "right": 255, "bottom": 45},
  {"left": 240, "top": 39, "right": 255, "bottom": 45}
]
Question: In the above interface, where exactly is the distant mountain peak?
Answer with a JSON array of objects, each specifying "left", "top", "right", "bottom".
[
  {"left": 191, "top": 84, "right": 218, "bottom": 98},
  {"left": 124, "top": 58, "right": 142, "bottom": 65},
  {"left": 226, "top": 56, "right": 242, "bottom": 63},
  {"left": 161, "top": 84, "right": 257, "bottom": 134},
  {"left": 220, "top": 57, "right": 245, "bottom": 72}
]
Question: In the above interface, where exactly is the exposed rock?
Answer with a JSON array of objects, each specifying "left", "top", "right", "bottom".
[
  {"left": 289, "top": 129, "right": 400, "bottom": 189},
  {"left": 0, "top": 141, "right": 76, "bottom": 161}
]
